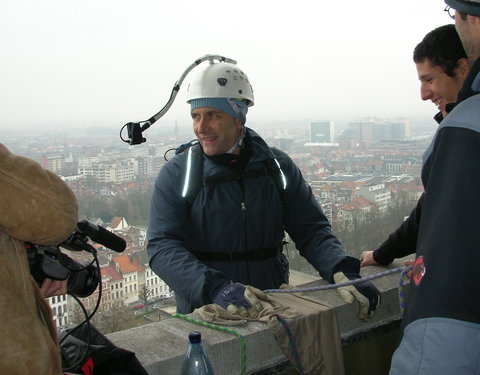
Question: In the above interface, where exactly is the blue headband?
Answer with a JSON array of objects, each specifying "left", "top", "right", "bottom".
[{"left": 190, "top": 98, "right": 248, "bottom": 124}]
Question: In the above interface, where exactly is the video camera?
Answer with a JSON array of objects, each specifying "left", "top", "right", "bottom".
[{"left": 27, "top": 220, "right": 126, "bottom": 298}]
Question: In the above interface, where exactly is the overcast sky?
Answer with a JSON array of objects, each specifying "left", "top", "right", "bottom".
[{"left": 0, "top": 0, "right": 453, "bottom": 134}]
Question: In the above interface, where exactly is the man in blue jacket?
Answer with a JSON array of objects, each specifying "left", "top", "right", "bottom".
[
  {"left": 389, "top": 2, "right": 480, "bottom": 374},
  {"left": 360, "top": 24, "right": 469, "bottom": 268},
  {"left": 147, "top": 60, "right": 380, "bottom": 320}
]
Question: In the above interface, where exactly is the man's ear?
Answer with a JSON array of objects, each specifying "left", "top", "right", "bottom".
[
  {"left": 457, "top": 57, "right": 470, "bottom": 78},
  {"left": 467, "top": 13, "right": 480, "bottom": 26}
]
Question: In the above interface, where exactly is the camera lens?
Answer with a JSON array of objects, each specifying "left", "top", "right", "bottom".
[
  {"left": 58, "top": 252, "right": 100, "bottom": 298},
  {"left": 67, "top": 261, "right": 100, "bottom": 298}
]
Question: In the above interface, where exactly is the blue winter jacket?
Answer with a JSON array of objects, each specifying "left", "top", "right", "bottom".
[
  {"left": 147, "top": 128, "right": 355, "bottom": 313},
  {"left": 401, "top": 58, "right": 480, "bottom": 328}
]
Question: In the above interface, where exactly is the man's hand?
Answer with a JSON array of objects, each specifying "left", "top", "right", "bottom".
[
  {"left": 334, "top": 272, "right": 381, "bottom": 321},
  {"left": 213, "top": 283, "right": 267, "bottom": 318},
  {"left": 39, "top": 278, "right": 68, "bottom": 298},
  {"left": 360, "top": 251, "right": 378, "bottom": 267},
  {"left": 404, "top": 259, "right": 414, "bottom": 279}
]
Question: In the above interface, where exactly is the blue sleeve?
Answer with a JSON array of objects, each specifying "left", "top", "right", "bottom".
[
  {"left": 146, "top": 157, "right": 229, "bottom": 310},
  {"left": 275, "top": 149, "right": 358, "bottom": 282}
]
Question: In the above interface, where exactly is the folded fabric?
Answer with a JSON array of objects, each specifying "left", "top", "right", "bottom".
[{"left": 194, "top": 285, "right": 344, "bottom": 375}]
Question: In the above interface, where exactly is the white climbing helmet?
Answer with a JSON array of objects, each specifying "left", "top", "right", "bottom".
[{"left": 186, "top": 61, "right": 254, "bottom": 106}]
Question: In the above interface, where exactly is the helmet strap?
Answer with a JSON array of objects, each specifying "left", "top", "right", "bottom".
[
  {"left": 227, "top": 98, "right": 247, "bottom": 125},
  {"left": 225, "top": 125, "right": 246, "bottom": 154}
]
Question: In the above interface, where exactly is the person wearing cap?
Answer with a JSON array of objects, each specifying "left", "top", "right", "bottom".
[
  {"left": 146, "top": 60, "right": 380, "bottom": 320},
  {"left": 388, "top": 3, "right": 480, "bottom": 374},
  {"left": 360, "top": 24, "right": 469, "bottom": 269}
]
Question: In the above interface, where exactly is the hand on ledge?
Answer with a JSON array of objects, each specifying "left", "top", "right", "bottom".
[{"left": 360, "top": 251, "right": 378, "bottom": 267}]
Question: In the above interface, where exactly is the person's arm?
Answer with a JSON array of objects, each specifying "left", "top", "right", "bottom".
[
  {"left": 361, "top": 193, "right": 424, "bottom": 267},
  {"left": 147, "top": 156, "right": 230, "bottom": 311},
  {"left": 0, "top": 143, "right": 78, "bottom": 244}
]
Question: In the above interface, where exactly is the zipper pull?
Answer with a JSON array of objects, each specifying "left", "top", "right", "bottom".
[{"left": 241, "top": 202, "right": 246, "bottom": 211}]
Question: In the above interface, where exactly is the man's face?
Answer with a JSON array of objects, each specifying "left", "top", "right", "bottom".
[
  {"left": 416, "top": 58, "right": 467, "bottom": 116},
  {"left": 455, "top": 11, "right": 480, "bottom": 63},
  {"left": 192, "top": 107, "right": 243, "bottom": 156}
]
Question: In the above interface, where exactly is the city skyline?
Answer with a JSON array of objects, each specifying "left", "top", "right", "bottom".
[{"left": 1, "top": 0, "right": 453, "bottom": 132}]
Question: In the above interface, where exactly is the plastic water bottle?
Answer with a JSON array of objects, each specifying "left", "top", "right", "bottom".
[{"left": 181, "top": 331, "right": 214, "bottom": 375}]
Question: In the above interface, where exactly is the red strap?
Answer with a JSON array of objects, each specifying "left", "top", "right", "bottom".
[{"left": 81, "top": 357, "right": 94, "bottom": 375}]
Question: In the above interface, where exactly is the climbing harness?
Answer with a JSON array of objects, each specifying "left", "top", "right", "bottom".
[
  {"left": 179, "top": 143, "right": 287, "bottom": 212},
  {"left": 175, "top": 141, "right": 290, "bottom": 261}
]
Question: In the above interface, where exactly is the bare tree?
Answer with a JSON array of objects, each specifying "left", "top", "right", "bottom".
[{"left": 138, "top": 285, "right": 152, "bottom": 312}]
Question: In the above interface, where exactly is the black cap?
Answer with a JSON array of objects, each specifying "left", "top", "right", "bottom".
[
  {"left": 189, "top": 331, "right": 202, "bottom": 344},
  {"left": 445, "top": 0, "right": 480, "bottom": 16}
]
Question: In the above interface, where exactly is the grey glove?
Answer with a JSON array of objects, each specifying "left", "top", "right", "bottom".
[
  {"left": 213, "top": 283, "right": 266, "bottom": 318},
  {"left": 334, "top": 272, "right": 381, "bottom": 321}
]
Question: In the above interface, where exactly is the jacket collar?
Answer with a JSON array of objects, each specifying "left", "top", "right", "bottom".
[
  {"left": 439, "top": 57, "right": 480, "bottom": 115},
  {"left": 433, "top": 111, "right": 444, "bottom": 124},
  {"left": 456, "top": 56, "right": 480, "bottom": 105},
  {"left": 245, "top": 127, "right": 278, "bottom": 163}
]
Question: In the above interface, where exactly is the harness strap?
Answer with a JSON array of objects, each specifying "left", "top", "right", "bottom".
[
  {"left": 203, "top": 167, "right": 269, "bottom": 188},
  {"left": 190, "top": 244, "right": 283, "bottom": 262}
]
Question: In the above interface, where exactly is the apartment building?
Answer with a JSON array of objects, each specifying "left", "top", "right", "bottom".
[
  {"left": 47, "top": 294, "right": 69, "bottom": 331},
  {"left": 357, "top": 183, "right": 391, "bottom": 213}
]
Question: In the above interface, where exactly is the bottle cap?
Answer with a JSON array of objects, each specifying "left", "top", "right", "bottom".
[{"left": 189, "top": 331, "right": 201, "bottom": 344}]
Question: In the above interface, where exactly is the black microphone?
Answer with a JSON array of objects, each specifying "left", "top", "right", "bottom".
[{"left": 76, "top": 220, "right": 126, "bottom": 253}]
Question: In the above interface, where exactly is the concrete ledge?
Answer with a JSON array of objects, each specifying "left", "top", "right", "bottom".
[{"left": 107, "top": 260, "right": 409, "bottom": 374}]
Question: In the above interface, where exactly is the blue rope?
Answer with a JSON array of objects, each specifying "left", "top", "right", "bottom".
[
  {"left": 398, "top": 266, "right": 411, "bottom": 315},
  {"left": 263, "top": 266, "right": 413, "bottom": 374},
  {"left": 173, "top": 266, "right": 413, "bottom": 375},
  {"left": 264, "top": 265, "right": 413, "bottom": 317},
  {"left": 275, "top": 314, "right": 305, "bottom": 375},
  {"left": 263, "top": 266, "right": 411, "bottom": 293}
]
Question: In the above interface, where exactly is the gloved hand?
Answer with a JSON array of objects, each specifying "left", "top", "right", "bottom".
[
  {"left": 213, "top": 283, "right": 266, "bottom": 318},
  {"left": 334, "top": 272, "right": 381, "bottom": 321}
]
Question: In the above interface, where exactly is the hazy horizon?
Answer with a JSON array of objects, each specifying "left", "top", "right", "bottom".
[{"left": 1, "top": 0, "right": 452, "bottom": 135}]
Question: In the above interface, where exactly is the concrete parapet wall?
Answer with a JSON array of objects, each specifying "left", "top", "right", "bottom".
[{"left": 107, "top": 260, "right": 409, "bottom": 374}]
